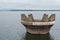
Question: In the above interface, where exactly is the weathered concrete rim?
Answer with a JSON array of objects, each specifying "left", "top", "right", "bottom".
[{"left": 21, "top": 21, "right": 55, "bottom": 25}]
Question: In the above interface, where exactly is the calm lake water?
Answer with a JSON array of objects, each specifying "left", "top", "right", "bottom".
[{"left": 0, "top": 11, "right": 60, "bottom": 40}]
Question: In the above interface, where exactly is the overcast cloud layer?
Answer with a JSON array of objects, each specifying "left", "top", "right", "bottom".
[{"left": 0, "top": 0, "right": 60, "bottom": 10}]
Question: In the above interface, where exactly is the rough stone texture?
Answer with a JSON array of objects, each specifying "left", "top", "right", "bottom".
[
  {"left": 28, "top": 14, "right": 34, "bottom": 22},
  {"left": 42, "top": 14, "right": 48, "bottom": 22},
  {"left": 48, "top": 14, "right": 55, "bottom": 21},
  {"left": 21, "top": 14, "right": 28, "bottom": 21}
]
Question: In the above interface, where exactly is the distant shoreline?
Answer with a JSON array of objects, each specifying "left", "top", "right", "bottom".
[
  {"left": 10, "top": 10, "right": 60, "bottom": 11},
  {"left": 0, "top": 10, "right": 60, "bottom": 11}
]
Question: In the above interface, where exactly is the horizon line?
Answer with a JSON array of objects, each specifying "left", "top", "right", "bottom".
[{"left": 0, "top": 9, "right": 60, "bottom": 11}]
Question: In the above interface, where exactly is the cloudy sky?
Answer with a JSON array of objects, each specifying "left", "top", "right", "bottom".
[{"left": 0, "top": 0, "right": 60, "bottom": 10}]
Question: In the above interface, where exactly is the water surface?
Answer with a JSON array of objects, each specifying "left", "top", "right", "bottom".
[{"left": 0, "top": 11, "right": 60, "bottom": 40}]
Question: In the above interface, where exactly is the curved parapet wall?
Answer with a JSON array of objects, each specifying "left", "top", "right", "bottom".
[{"left": 21, "top": 21, "right": 55, "bottom": 26}]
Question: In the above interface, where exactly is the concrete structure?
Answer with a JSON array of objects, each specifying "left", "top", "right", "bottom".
[
  {"left": 21, "top": 14, "right": 28, "bottom": 21},
  {"left": 21, "top": 13, "right": 55, "bottom": 34},
  {"left": 42, "top": 14, "right": 48, "bottom": 22},
  {"left": 28, "top": 14, "right": 34, "bottom": 22},
  {"left": 48, "top": 14, "right": 55, "bottom": 21}
]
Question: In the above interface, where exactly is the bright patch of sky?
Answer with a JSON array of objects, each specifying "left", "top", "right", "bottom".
[{"left": 0, "top": 0, "right": 60, "bottom": 10}]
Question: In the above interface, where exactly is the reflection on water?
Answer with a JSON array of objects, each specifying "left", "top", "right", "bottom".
[{"left": 24, "top": 32, "right": 54, "bottom": 40}]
